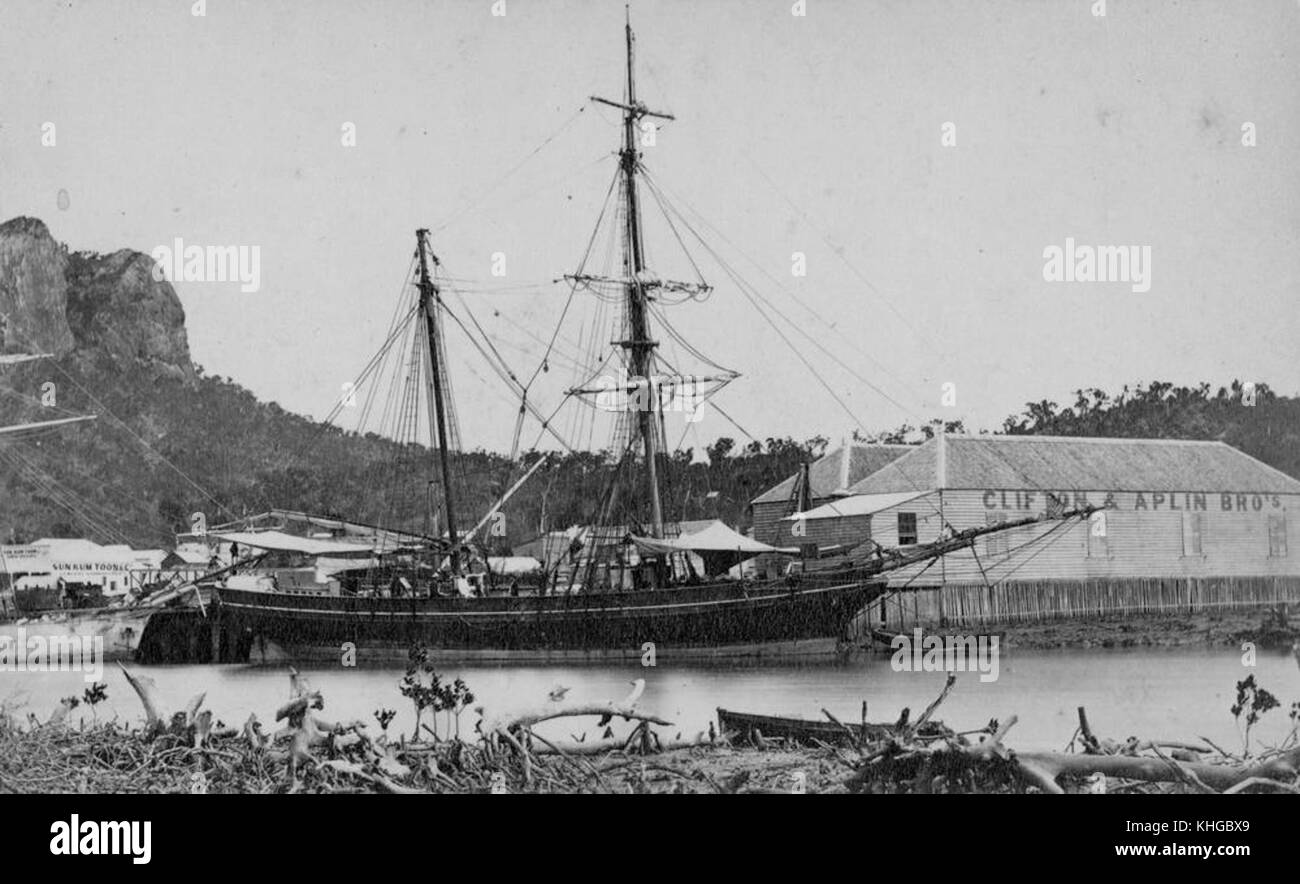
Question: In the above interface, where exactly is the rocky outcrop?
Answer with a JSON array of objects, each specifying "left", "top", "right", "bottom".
[
  {"left": 0, "top": 217, "right": 75, "bottom": 356},
  {"left": 66, "top": 248, "right": 194, "bottom": 380},
  {"left": 0, "top": 216, "right": 193, "bottom": 379}
]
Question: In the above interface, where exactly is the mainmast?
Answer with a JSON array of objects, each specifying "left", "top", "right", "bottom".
[
  {"left": 591, "top": 13, "right": 675, "bottom": 538},
  {"left": 415, "top": 228, "right": 459, "bottom": 570}
]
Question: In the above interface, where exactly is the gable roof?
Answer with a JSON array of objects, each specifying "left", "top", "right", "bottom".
[
  {"left": 784, "top": 491, "right": 928, "bottom": 522},
  {"left": 751, "top": 443, "right": 912, "bottom": 505},
  {"left": 847, "top": 435, "right": 1300, "bottom": 495}
]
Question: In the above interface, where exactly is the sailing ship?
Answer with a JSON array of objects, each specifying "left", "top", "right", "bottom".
[{"left": 207, "top": 16, "right": 1094, "bottom": 663}]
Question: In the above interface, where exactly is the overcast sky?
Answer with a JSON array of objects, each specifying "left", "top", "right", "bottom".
[{"left": 2, "top": 0, "right": 1297, "bottom": 455}]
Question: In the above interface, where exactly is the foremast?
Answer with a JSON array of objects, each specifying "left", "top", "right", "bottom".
[{"left": 415, "top": 228, "right": 459, "bottom": 571}]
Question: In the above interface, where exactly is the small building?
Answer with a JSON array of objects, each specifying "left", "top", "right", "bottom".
[
  {"left": 752, "top": 434, "right": 1300, "bottom": 630},
  {"left": 0, "top": 538, "right": 168, "bottom": 613},
  {"left": 749, "top": 440, "right": 910, "bottom": 571}
]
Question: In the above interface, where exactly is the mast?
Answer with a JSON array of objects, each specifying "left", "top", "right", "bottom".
[
  {"left": 415, "top": 228, "right": 459, "bottom": 570},
  {"left": 584, "top": 13, "right": 709, "bottom": 540},
  {"left": 599, "top": 13, "right": 669, "bottom": 538}
]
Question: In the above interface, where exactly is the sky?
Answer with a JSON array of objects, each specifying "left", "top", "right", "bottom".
[{"left": 1, "top": 0, "right": 1297, "bottom": 456}]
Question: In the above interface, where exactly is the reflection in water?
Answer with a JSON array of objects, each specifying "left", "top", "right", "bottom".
[{"left": 7, "top": 646, "right": 1297, "bottom": 752}]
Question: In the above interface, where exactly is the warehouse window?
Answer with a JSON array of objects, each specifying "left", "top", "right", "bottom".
[
  {"left": 897, "top": 512, "right": 918, "bottom": 546},
  {"left": 1087, "top": 510, "right": 1110, "bottom": 558},
  {"left": 1181, "top": 512, "right": 1203, "bottom": 556},
  {"left": 1269, "top": 514, "right": 1288, "bottom": 558},
  {"left": 984, "top": 512, "right": 1009, "bottom": 557}
]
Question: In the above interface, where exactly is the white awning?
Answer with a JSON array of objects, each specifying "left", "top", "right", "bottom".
[
  {"left": 315, "top": 556, "right": 382, "bottom": 575},
  {"left": 629, "top": 520, "right": 797, "bottom": 576},
  {"left": 783, "top": 491, "right": 927, "bottom": 521},
  {"left": 632, "top": 520, "right": 787, "bottom": 555},
  {"left": 487, "top": 556, "right": 543, "bottom": 575}
]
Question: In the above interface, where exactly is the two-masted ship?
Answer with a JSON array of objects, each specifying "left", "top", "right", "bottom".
[{"left": 205, "top": 17, "right": 1093, "bottom": 664}]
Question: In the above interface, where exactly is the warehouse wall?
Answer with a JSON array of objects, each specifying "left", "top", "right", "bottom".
[
  {"left": 870, "top": 489, "right": 1300, "bottom": 586},
  {"left": 752, "top": 496, "right": 875, "bottom": 576}
]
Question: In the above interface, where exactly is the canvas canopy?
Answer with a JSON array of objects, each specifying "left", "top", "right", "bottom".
[
  {"left": 268, "top": 510, "right": 430, "bottom": 550},
  {"left": 195, "top": 511, "right": 431, "bottom": 554},
  {"left": 629, "top": 520, "right": 795, "bottom": 576},
  {"left": 487, "top": 556, "right": 544, "bottom": 576},
  {"left": 315, "top": 556, "right": 383, "bottom": 575},
  {"left": 212, "top": 531, "right": 383, "bottom": 557}
]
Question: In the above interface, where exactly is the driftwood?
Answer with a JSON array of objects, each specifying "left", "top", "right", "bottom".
[
  {"left": 184, "top": 692, "right": 206, "bottom": 723},
  {"left": 533, "top": 730, "right": 711, "bottom": 757},
  {"left": 318, "top": 760, "right": 423, "bottom": 794},
  {"left": 477, "top": 678, "right": 671, "bottom": 734},
  {"left": 275, "top": 692, "right": 323, "bottom": 724},
  {"left": 833, "top": 680, "right": 1300, "bottom": 795},
  {"left": 117, "top": 662, "right": 164, "bottom": 730},
  {"left": 1076, "top": 706, "right": 1101, "bottom": 754},
  {"left": 1008, "top": 744, "right": 1300, "bottom": 794},
  {"left": 970, "top": 708, "right": 1300, "bottom": 794},
  {"left": 908, "top": 673, "right": 956, "bottom": 738},
  {"left": 13, "top": 647, "right": 1300, "bottom": 795},
  {"left": 242, "top": 714, "right": 266, "bottom": 751}
]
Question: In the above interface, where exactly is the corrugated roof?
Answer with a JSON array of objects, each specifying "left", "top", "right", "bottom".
[
  {"left": 847, "top": 435, "right": 1300, "bottom": 495},
  {"left": 751, "top": 443, "right": 912, "bottom": 505}
]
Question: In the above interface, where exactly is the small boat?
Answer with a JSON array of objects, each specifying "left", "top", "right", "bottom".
[{"left": 716, "top": 707, "right": 898, "bottom": 746}]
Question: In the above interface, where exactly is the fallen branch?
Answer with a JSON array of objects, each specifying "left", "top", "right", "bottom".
[
  {"left": 908, "top": 673, "right": 957, "bottom": 738},
  {"left": 117, "top": 663, "right": 163, "bottom": 730},
  {"left": 1009, "top": 744, "right": 1300, "bottom": 793},
  {"left": 478, "top": 679, "right": 671, "bottom": 733}
]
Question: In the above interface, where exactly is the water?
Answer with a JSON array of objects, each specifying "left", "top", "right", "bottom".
[{"left": 5, "top": 646, "right": 1298, "bottom": 752}]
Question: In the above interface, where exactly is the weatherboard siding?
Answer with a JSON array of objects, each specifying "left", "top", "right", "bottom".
[
  {"left": 752, "top": 496, "right": 874, "bottom": 575},
  {"left": 871, "top": 490, "right": 1300, "bottom": 586}
]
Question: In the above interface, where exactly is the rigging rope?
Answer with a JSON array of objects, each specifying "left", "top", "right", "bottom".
[
  {"left": 430, "top": 105, "right": 589, "bottom": 236},
  {"left": 0, "top": 315, "right": 237, "bottom": 523},
  {"left": 740, "top": 151, "right": 945, "bottom": 359},
  {"left": 635, "top": 169, "right": 959, "bottom": 535}
]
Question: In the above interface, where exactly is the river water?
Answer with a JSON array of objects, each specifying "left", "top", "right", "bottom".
[{"left": 6, "top": 646, "right": 1298, "bottom": 752}]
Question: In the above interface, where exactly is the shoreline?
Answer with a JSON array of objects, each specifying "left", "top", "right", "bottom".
[{"left": 5, "top": 664, "right": 1296, "bottom": 795}]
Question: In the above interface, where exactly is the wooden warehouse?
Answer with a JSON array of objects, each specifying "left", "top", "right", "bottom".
[
  {"left": 750, "top": 441, "right": 911, "bottom": 557},
  {"left": 751, "top": 435, "right": 1300, "bottom": 631}
]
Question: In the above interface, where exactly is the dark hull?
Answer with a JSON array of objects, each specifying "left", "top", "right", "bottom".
[
  {"left": 214, "top": 576, "right": 882, "bottom": 663},
  {"left": 717, "top": 707, "right": 898, "bottom": 746}
]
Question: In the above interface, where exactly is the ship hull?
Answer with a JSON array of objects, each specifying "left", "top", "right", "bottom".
[
  {"left": 0, "top": 605, "right": 210, "bottom": 663},
  {"left": 215, "top": 576, "right": 882, "bottom": 663}
]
